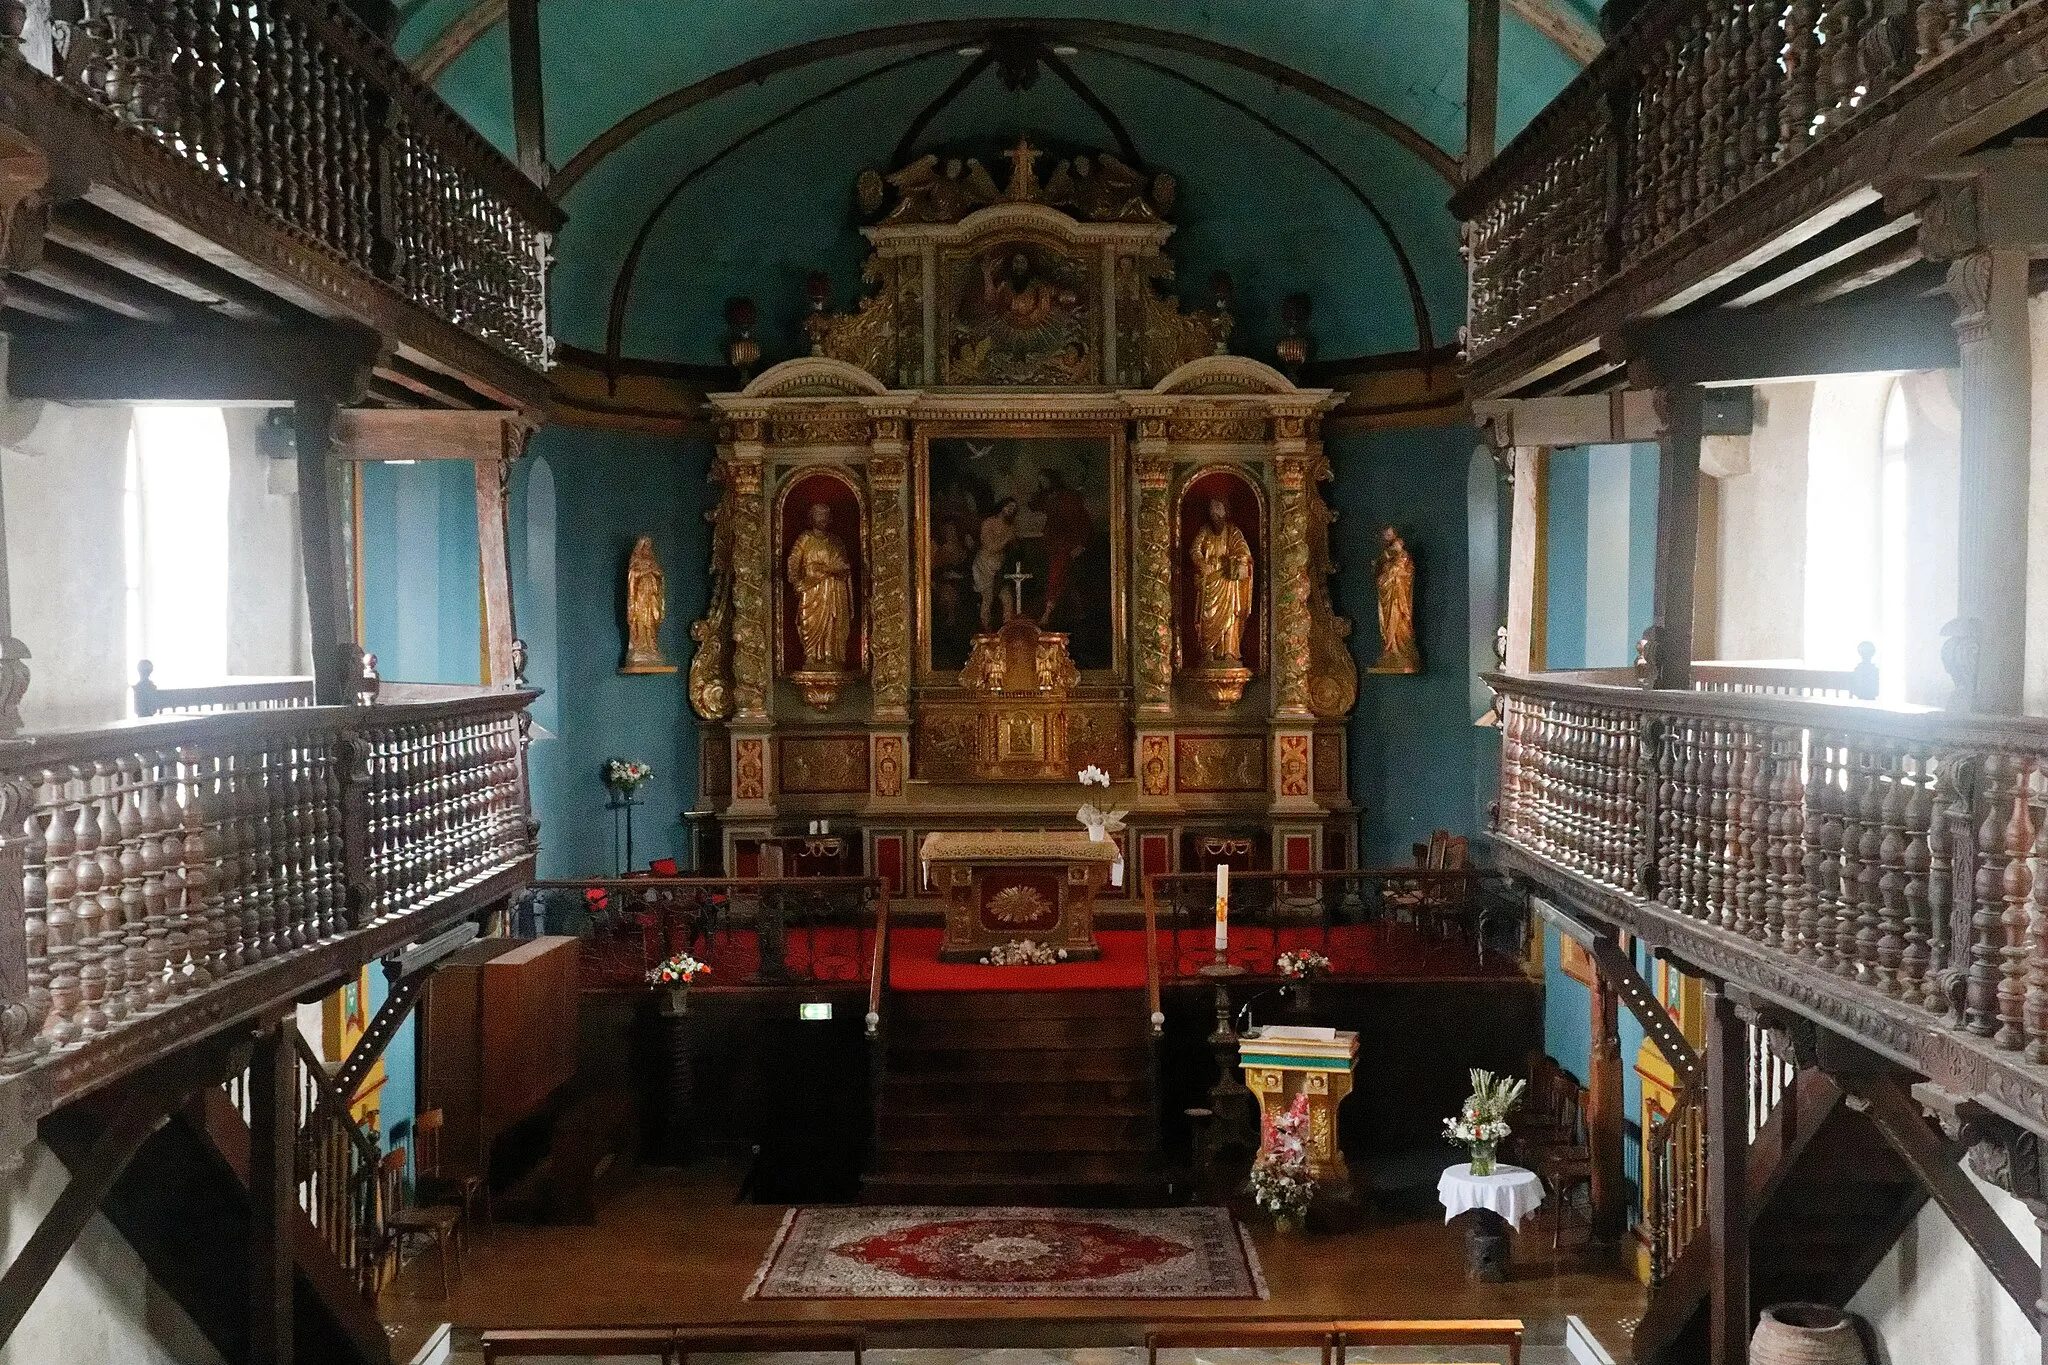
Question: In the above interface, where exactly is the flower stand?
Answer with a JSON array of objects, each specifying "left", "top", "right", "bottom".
[{"left": 1437, "top": 1161, "right": 1544, "bottom": 1283}]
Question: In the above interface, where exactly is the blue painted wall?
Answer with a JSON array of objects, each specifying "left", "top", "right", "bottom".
[
  {"left": 359, "top": 459, "right": 483, "bottom": 685},
  {"left": 1330, "top": 424, "right": 1479, "bottom": 865},
  {"left": 1543, "top": 443, "right": 1660, "bottom": 669},
  {"left": 508, "top": 427, "right": 714, "bottom": 878}
]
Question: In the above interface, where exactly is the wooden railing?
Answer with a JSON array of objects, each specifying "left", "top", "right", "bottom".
[
  {"left": 21, "top": 0, "right": 560, "bottom": 370},
  {"left": 0, "top": 687, "right": 535, "bottom": 1116},
  {"left": 1489, "top": 668, "right": 2048, "bottom": 1131},
  {"left": 224, "top": 1029, "right": 386, "bottom": 1291},
  {"left": 532, "top": 875, "right": 886, "bottom": 991},
  {"left": 1451, "top": 0, "right": 2023, "bottom": 380},
  {"left": 1692, "top": 648, "right": 1879, "bottom": 702},
  {"left": 1142, "top": 867, "right": 1521, "bottom": 975}
]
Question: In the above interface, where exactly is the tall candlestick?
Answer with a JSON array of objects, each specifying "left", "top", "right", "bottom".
[{"left": 1215, "top": 862, "right": 1230, "bottom": 954}]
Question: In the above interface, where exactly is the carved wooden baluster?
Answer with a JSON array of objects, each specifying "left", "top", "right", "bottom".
[
  {"left": 1749, "top": 0, "right": 1786, "bottom": 176},
  {"left": 22, "top": 775, "right": 52, "bottom": 1050},
  {"left": 1748, "top": 727, "right": 1773, "bottom": 943},
  {"left": 288, "top": 17, "right": 313, "bottom": 231},
  {"left": 1697, "top": 10, "right": 1729, "bottom": 214},
  {"left": 1604, "top": 711, "right": 1627, "bottom": 885},
  {"left": 1689, "top": 721, "right": 1714, "bottom": 919},
  {"left": 281, "top": 741, "right": 309, "bottom": 948},
  {"left": 169, "top": 748, "right": 203, "bottom": 988},
  {"left": 1852, "top": 745, "right": 1886, "bottom": 978},
  {"left": 2028, "top": 754, "right": 2048, "bottom": 1060},
  {"left": 1730, "top": 728, "right": 1757, "bottom": 936},
  {"left": 1970, "top": 753, "right": 2015, "bottom": 1036},
  {"left": 1773, "top": 729, "right": 1805, "bottom": 954},
  {"left": 1876, "top": 745, "right": 1909, "bottom": 995},
  {"left": 1901, "top": 752, "right": 1934, "bottom": 1004},
  {"left": 1781, "top": 0, "right": 1822, "bottom": 153},
  {"left": 40, "top": 771, "right": 80, "bottom": 1046},
  {"left": 252, "top": 747, "right": 280, "bottom": 959},
  {"left": 292, "top": 738, "right": 319, "bottom": 943},
  {"left": 70, "top": 763, "right": 112, "bottom": 1035},
  {"left": 214, "top": 752, "right": 246, "bottom": 971},
  {"left": 1925, "top": 753, "right": 1955, "bottom": 1015},
  {"left": 1705, "top": 721, "right": 1731, "bottom": 926},
  {"left": 1832, "top": 745, "right": 1867, "bottom": 976},
  {"left": 1998, "top": 756, "right": 2036, "bottom": 1050},
  {"left": 1676, "top": 23, "right": 1706, "bottom": 233},
  {"left": 1812, "top": 737, "right": 1846, "bottom": 969},
  {"left": 115, "top": 755, "right": 151, "bottom": 1015},
  {"left": 1658, "top": 717, "right": 1683, "bottom": 911},
  {"left": 138, "top": 748, "right": 174, "bottom": 1003}
]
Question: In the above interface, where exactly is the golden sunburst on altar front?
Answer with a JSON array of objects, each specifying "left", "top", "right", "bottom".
[{"left": 986, "top": 884, "right": 1053, "bottom": 925}]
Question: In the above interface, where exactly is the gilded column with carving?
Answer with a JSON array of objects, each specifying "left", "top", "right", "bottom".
[
  {"left": 867, "top": 413, "right": 912, "bottom": 722},
  {"left": 725, "top": 428, "right": 772, "bottom": 721},
  {"left": 1133, "top": 419, "right": 1175, "bottom": 714},
  {"left": 1303, "top": 437, "right": 1359, "bottom": 718},
  {"left": 1273, "top": 450, "right": 1315, "bottom": 719}
]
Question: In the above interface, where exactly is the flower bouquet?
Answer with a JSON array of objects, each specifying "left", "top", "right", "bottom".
[
  {"left": 981, "top": 939, "right": 1068, "bottom": 967},
  {"left": 603, "top": 758, "right": 654, "bottom": 799},
  {"left": 1250, "top": 1093, "right": 1316, "bottom": 1231},
  {"left": 1276, "top": 949, "right": 1331, "bottom": 980},
  {"left": 1074, "top": 767, "right": 1127, "bottom": 844},
  {"left": 1443, "top": 1068, "right": 1526, "bottom": 1176},
  {"left": 647, "top": 950, "right": 708, "bottom": 1012}
]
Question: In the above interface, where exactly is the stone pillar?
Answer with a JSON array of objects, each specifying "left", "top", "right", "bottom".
[{"left": 1944, "top": 247, "right": 2031, "bottom": 714}]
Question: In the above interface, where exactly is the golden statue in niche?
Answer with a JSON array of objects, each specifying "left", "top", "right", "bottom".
[
  {"left": 621, "top": 535, "right": 677, "bottom": 675},
  {"left": 1187, "top": 496, "right": 1255, "bottom": 705},
  {"left": 787, "top": 502, "right": 856, "bottom": 708},
  {"left": 1370, "top": 526, "right": 1422, "bottom": 674}
]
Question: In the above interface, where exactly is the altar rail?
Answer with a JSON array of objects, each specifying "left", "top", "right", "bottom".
[
  {"left": 17, "top": 0, "right": 560, "bottom": 370},
  {"left": 530, "top": 875, "right": 888, "bottom": 992},
  {"left": 1489, "top": 668, "right": 2048, "bottom": 1134},
  {"left": 0, "top": 687, "right": 535, "bottom": 1120},
  {"left": 1449, "top": 0, "right": 2037, "bottom": 391}
]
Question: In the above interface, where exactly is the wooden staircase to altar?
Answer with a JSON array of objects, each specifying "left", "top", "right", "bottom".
[{"left": 863, "top": 988, "right": 1167, "bottom": 1207}]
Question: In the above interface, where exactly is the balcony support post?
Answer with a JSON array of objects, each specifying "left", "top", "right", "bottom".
[
  {"left": 1942, "top": 246, "right": 2031, "bottom": 714},
  {"left": 0, "top": 126, "right": 49, "bottom": 736},
  {"left": 1505, "top": 446, "right": 1548, "bottom": 672},
  {"left": 1588, "top": 929, "right": 1627, "bottom": 1250},
  {"left": 1464, "top": 0, "right": 1500, "bottom": 176},
  {"left": 1704, "top": 977, "right": 1749, "bottom": 1365},
  {"left": 247, "top": 1018, "right": 295, "bottom": 1365},
  {"left": 1648, "top": 384, "right": 1703, "bottom": 689}
]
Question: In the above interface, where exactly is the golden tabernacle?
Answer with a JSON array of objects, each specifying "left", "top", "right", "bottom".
[
  {"left": 684, "top": 135, "right": 1361, "bottom": 892},
  {"left": 919, "top": 830, "right": 1121, "bottom": 962}
]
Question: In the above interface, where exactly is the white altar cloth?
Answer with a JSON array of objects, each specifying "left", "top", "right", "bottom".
[{"left": 1436, "top": 1162, "right": 1546, "bottom": 1227}]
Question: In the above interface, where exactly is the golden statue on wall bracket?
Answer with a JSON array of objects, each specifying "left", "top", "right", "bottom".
[{"left": 621, "top": 536, "right": 678, "bottom": 675}]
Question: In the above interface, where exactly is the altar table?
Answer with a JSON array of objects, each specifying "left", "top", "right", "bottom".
[{"left": 918, "top": 831, "right": 1121, "bottom": 962}]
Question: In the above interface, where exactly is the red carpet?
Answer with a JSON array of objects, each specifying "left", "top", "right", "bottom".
[{"left": 887, "top": 928, "right": 1148, "bottom": 991}]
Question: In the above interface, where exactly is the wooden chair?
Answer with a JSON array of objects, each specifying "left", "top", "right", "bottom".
[
  {"left": 1507, "top": 1056, "right": 1593, "bottom": 1249},
  {"left": 413, "top": 1107, "right": 490, "bottom": 1239},
  {"left": 381, "top": 1145, "right": 463, "bottom": 1298}
]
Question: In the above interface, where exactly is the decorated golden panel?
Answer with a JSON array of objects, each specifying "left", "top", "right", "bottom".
[
  {"left": 1140, "top": 734, "right": 1171, "bottom": 796},
  {"left": 874, "top": 735, "right": 905, "bottom": 797},
  {"left": 1277, "top": 733, "right": 1312, "bottom": 798},
  {"left": 734, "top": 738, "right": 766, "bottom": 801},
  {"left": 1174, "top": 735, "right": 1268, "bottom": 793},
  {"left": 779, "top": 735, "right": 872, "bottom": 794}
]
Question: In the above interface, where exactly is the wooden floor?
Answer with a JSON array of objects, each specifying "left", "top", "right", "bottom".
[{"left": 378, "top": 1161, "right": 1645, "bottom": 1363}]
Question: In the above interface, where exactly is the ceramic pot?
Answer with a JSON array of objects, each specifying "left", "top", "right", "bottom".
[
  {"left": 1750, "top": 1303, "right": 1866, "bottom": 1365},
  {"left": 664, "top": 984, "right": 690, "bottom": 1015},
  {"left": 1468, "top": 1141, "right": 1496, "bottom": 1176},
  {"left": 1272, "top": 1213, "right": 1304, "bottom": 1235}
]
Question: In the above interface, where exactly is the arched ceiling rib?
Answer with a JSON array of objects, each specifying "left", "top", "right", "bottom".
[{"left": 547, "top": 19, "right": 1462, "bottom": 197}]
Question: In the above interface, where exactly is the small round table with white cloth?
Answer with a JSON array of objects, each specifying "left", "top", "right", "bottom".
[{"left": 1437, "top": 1162, "right": 1545, "bottom": 1283}]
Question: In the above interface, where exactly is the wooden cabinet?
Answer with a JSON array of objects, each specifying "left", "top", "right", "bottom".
[{"left": 419, "top": 936, "right": 580, "bottom": 1180}]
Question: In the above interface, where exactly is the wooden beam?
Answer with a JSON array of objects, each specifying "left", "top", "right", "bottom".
[
  {"left": 1697, "top": 206, "right": 1919, "bottom": 311},
  {"left": 1649, "top": 384, "right": 1703, "bottom": 688},
  {"left": 1465, "top": 0, "right": 1501, "bottom": 176},
  {"left": 476, "top": 449, "right": 518, "bottom": 686},
  {"left": 44, "top": 205, "right": 297, "bottom": 326},
  {"left": 1616, "top": 288, "right": 1961, "bottom": 386},
  {"left": 1506, "top": 0, "right": 1601, "bottom": 62},
  {"left": 1704, "top": 980, "right": 1749, "bottom": 1365},
  {"left": 1, "top": 277, "right": 93, "bottom": 324},
  {"left": 1849, "top": 1075, "right": 2039, "bottom": 1318},
  {"left": 331, "top": 407, "right": 526, "bottom": 462},
  {"left": 1472, "top": 390, "right": 1665, "bottom": 448},
  {"left": 247, "top": 1024, "right": 294, "bottom": 1365},
  {"left": 507, "top": 0, "right": 549, "bottom": 187},
  {"left": 7, "top": 321, "right": 384, "bottom": 404},
  {"left": 23, "top": 245, "right": 195, "bottom": 324}
]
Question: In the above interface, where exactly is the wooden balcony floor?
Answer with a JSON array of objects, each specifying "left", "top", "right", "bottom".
[{"left": 376, "top": 1159, "right": 1645, "bottom": 1363}]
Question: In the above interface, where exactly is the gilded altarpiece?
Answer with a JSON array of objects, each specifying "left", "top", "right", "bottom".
[{"left": 686, "top": 141, "right": 1359, "bottom": 887}]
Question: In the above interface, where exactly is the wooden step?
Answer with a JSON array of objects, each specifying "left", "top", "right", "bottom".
[
  {"left": 890, "top": 1014, "right": 1153, "bottom": 1049},
  {"left": 886, "top": 1044, "right": 1153, "bottom": 1077},
  {"left": 871, "top": 1146, "right": 1157, "bottom": 1179},
  {"left": 877, "top": 1109, "right": 1153, "bottom": 1151},
  {"left": 860, "top": 1172, "right": 1172, "bottom": 1207},
  {"left": 881, "top": 1074, "right": 1151, "bottom": 1110},
  {"left": 893, "top": 990, "right": 1148, "bottom": 1021}
]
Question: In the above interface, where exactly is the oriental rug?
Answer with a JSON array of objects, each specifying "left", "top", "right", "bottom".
[{"left": 744, "top": 1205, "right": 1267, "bottom": 1300}]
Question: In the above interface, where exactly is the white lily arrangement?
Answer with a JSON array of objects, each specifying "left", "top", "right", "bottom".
[
  {"left": 1443, "top": 1068, "right": 1526, "bottom": 1147},
  {"left": 1075, "top": 767, "right": 1126, "bottom": 843}
]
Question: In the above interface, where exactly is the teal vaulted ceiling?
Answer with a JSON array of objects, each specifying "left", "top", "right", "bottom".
[{"left": 397, "top": 0, "right": 1597, "bottom": 371}]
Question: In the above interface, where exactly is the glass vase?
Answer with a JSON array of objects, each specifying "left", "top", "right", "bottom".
[{"left": 1468, "top": 1141, "right": 1496, "bottom": 1176}]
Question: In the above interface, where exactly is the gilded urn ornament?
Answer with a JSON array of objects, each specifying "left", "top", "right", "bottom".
[
  {"left": 621, "top": 535, "right": 678, "bottom": 675},
  {"left": 1368, "top": 526, "right": 1421, "bottom": 675},
  {"left": 786, "top": 501, "right": 856, "bottom": 709},
  {"left": 1186, "top": 496, "right": 1255, "bottom": 704}
]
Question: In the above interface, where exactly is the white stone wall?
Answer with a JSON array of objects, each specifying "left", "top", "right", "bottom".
[
  {"left": 1847, "top": 1164, "right": 2038, "bottom": 1365},
  {"left": 1709, "top": 381, "right": 1812, "bottom": 661},
  {"left": 0, "top": 1142, "right": 221, "bottom": 1365}
]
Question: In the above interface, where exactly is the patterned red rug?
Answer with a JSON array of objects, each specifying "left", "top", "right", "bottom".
[{"left": 744, "top": 1206, "right": 1267, "bottom": 1300}]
